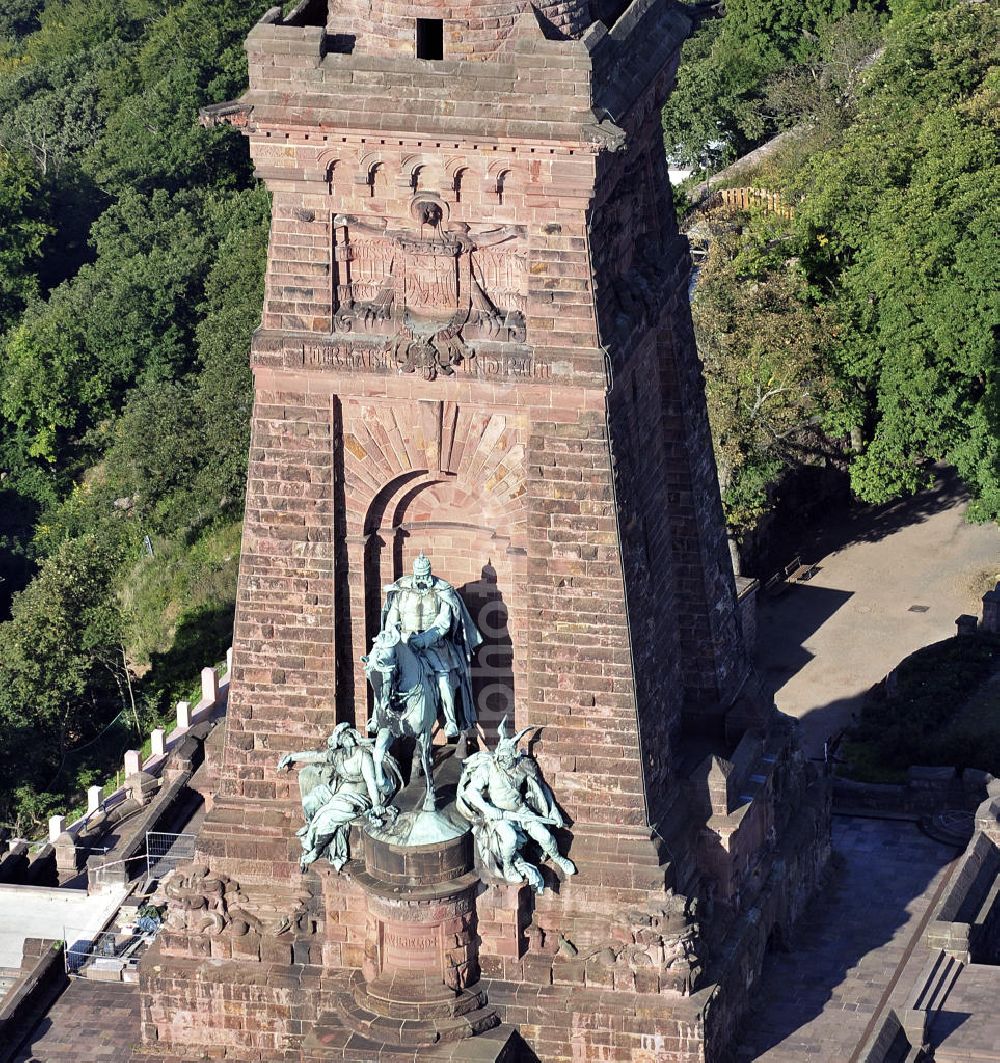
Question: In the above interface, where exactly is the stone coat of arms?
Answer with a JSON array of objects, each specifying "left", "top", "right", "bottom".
[{"left": 332, "top": 197, "right": 527, "bottom": 380}]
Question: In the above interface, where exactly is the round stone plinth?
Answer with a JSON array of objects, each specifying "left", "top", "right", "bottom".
[
  {"left": 362, "top": 814, "right": 473, "bottom": 886},
  {"left": 366, "top": 806, "right": 468, "bottom": 848},
  {"left": 351, "top": 823, "right": 490, "bottom": 1039}
]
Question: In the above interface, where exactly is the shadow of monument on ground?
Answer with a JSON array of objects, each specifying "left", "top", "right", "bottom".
[
  {"left": 792, "top": 694, "right": 870, "bottom": 763},
  {"left": 749, "top": 465, "right": 971, "bottom": 591},
  {"left": 755, "top": 585, "right": 854, "bottom": 699},
  {"left": 790, "top": 466, "right": 970, "bottom": 566},
  {"left": 735, "top": 817, "right": 957, "bottom": 1060}
]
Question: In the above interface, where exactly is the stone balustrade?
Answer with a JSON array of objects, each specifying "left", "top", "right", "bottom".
[{"left": 16, "top": 649, "right": 232, "bottom": 855}]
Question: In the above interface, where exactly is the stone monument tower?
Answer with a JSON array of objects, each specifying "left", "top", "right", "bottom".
[{"left": 138, "top": 1, "right": 830, "bottom": 1058}]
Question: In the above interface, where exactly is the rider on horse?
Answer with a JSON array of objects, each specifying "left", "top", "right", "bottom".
[{"left": 379, "top": 553, "right": 483, "bottom": 737}]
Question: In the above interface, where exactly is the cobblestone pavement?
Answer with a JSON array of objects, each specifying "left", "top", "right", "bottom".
[
  {"left": 735, "top": 816, "right": 958, "bottom": 1061},
  {"left": 12, "top": 979, "right": 141, "bottom": 1062}
]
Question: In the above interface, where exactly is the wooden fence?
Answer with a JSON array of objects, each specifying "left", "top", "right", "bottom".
[{"left": 708, "top": 186, "right": 795, "bottom": 220}]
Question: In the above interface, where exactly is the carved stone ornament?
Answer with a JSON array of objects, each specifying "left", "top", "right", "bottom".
[
  {"left": 551, "top": 893, "right": 706, "bottom": 996},
  {"left": 163, "top": 865, "right": 241, "bottom": 936},
  {"left": 161, "top": 864, "right": 314, "bottom": 939},
  {"left": 331, "top": 199, "right": 527, "bottom": 381}
]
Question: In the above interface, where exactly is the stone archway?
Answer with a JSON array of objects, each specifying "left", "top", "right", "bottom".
[{"left": 336, "top": 399, "right": 528, "bottom": 736}]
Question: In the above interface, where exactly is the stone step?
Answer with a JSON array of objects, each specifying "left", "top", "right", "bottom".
[
  {"left": 904, "top": 949, "right": 962, "bottom": 1048},
  {"left": 331, "top": 985, "right": 501, "bottom": 1048},
  {"left": 353, "top": 973, "right": 488, "bottom": 1021},
  {"left": 912, "top": 950, "right": 961, "bottom": 1017},
  {"left": 301, "top": 1022, "right": 522, "bottom": 1062}
]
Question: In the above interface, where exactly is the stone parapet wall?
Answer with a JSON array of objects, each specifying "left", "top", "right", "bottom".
[
  {"left": 833, "top": 766, "right": 994, "bottom": 817},
  {"left": 139, "top": 951, "right": 332, "bottom": 1057},
  {"left": 926, "top": 787, "right": 1000, "bottom": 965},
  {"left": 244, "top": 16, "right": 597, "bottom": 144},
  {"left": 0, "top": 656, "right": 230, "bottom": 891},
  {"left": 326, "top": 0, "right": 593, "bottom": 61},
  {"left": 857, "top": 1008, "right": 918, "bottom": 1063},
  {"left": 0, "top": 939, "right": 67, "bottom": 1063},
  {"left": 239, "top": 1, "right": 690, "bottom": 144}
]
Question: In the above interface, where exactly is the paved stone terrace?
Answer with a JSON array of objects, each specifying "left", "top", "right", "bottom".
[
  {"left": 0, "top": 885, "right": 130, "bottom": 969},
  {"left": 756, "top": 472, "right": 1000, "bottom": 761},
  {"left": 12, "top": 979, "right": 141, "bottom": 1062},
  {"left": 736, "top": 815, "right": 957, "bottom": 1061},
  {"left": 932, "top": 963, "right": 1000, "bottom": 1062}
]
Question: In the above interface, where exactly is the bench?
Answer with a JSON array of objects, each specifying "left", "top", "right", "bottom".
[
  {"left": 765, "top": 556, "right": 819, "bottom": 598},
  {"left": 787, "top": 561, "right": 819, "bottom": 583},
  {"left": 764, "top": 573, "right": 790, "bottom": 599}
]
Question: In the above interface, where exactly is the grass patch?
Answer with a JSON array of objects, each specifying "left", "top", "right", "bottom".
[
  {"left": 122, "top": 520, "right": 241, "bottom": 669},
  {"left": 839, "top": 739, "right": 908, "bottom": 785}
]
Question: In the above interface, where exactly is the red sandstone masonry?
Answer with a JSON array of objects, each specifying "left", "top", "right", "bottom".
[{"left": 140, "top": 3, "right": 830, "bottom": 1060}]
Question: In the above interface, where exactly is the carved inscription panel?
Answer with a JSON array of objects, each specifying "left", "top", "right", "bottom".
[{"left": 254, "top": 337, "right": 549, "bottom": 382}]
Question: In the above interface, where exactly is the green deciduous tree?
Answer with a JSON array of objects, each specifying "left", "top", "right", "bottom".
[
  {"left": 101, "top": 184, "right": 270, "bottom": 534},
  {"left": 0, "top": 528, "right": 130, "bottom": 824},
  {"left": 694, "top": 2, "right": 1000, "bottom": 532},
  {"left": 763, "top": 9, "right": 884, "bottom": 132},
  {"left": 0, "top": 0, "right": 43, "bottom": 41},
  {"left": 87, "top": 0, "right": 259, "bottom": 194},
  {"left": 0, "top": 149, "right": 50, "bottom": 333},
  {"left": 789, "top": 2, "right": 1000, "bottom": 515},
  {"left": 663, "top": 0, "right": 883, "bottom": 170},
  {"left": 692, "top": 210, "right": 841, "bottom": 535},
  {"left": 0, "top": 0, "right": 264, "bottom": 827},
  {"left": 193, "top": 185, "right": 271, "bottom": 512},
  {"left": 1, "top": 189, "right": 213, "bottom": 461}
]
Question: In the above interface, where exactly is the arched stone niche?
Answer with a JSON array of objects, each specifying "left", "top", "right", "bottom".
[{"left": 336, "top": 398, "right": 528, "bottom": 740}]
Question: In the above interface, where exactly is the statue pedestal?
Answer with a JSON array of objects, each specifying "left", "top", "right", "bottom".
[
  {"left": 365, "top": 805, "right": 468, "bottom": 847},
  {"left": 333, "top": 820, "right": 501, "bottom": 1047}
]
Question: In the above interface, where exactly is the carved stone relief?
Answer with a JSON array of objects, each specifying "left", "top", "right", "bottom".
[
  {"left": 544, "top": 891, "right": 705, "bottom": 995},
  {"left": 332, "top": 197, "right": 527, "bottom": 381},
  {"left": 162, "top": 864, "right": 315, "bottom": 939}
]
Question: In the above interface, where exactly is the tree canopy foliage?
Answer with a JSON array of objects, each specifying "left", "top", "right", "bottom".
[
  {"left": 0, "top": 150, "right": 51, "bottom": 335},
  {"left": 692, "top": 213, "right": 842, "bottom": 534},
  {"left": 663, "top": 0, "right": 885, "bottom": 169},
  {"left": 791, "top": 1, "right": 1000, "bottom": 514},
  {"left": 687, "top": 0, "right": 1000, "bottom": 540},
  {"left": 0, "top": 0, "right": 266, "bottom": 831}
]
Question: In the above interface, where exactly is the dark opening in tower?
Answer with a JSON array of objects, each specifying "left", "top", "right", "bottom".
[{"left": 416, "top": 18, "right": 444, "bottom": 60}]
